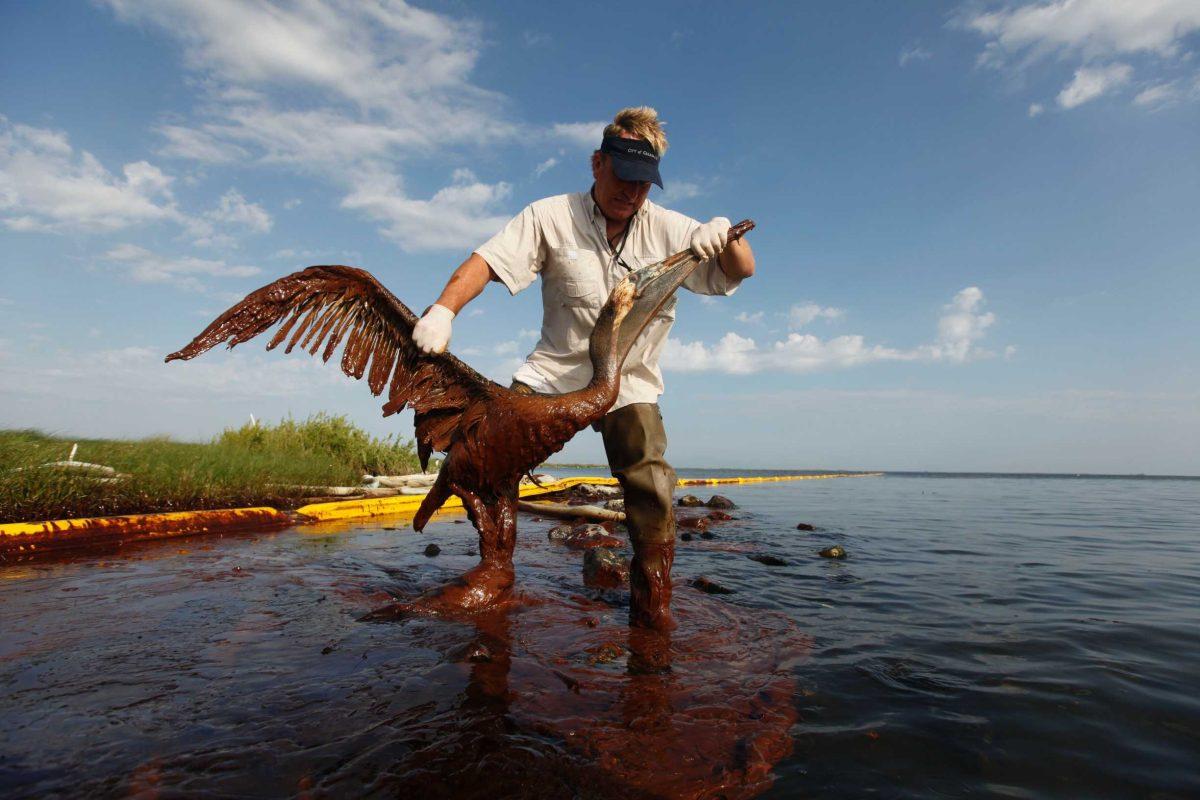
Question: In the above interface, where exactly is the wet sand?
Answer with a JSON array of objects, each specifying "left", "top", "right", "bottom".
[{"left": 1, "top": 509, "right": 809, "bottom": 799}]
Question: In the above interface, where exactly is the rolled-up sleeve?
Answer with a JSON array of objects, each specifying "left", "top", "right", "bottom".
[
  {"left": 670, "top": 215, "right": 742, "bottom": 297},
  {"left": 474, "top": 205, "right": 543, "bottom": 295},
  {"left": 684, "top": 256, "right": 742, "bottom": 296}
]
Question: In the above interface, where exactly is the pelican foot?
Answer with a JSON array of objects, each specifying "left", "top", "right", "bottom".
[{"left": 363, "top": 562, "right": 516, "bottom": 620}]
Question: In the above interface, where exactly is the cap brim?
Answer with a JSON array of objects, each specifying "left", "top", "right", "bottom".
[{"left": 611, "top": 156, "right": 663, "bottom": 189}]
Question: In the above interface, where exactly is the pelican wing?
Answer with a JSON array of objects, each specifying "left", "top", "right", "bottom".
[{"left": 165, "top": 265, "right": 498, "bottom": 467}]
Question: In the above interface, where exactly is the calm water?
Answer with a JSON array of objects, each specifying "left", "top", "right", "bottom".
[{"left": 2, "top": 472, "right": 1198, "bottom": 798}]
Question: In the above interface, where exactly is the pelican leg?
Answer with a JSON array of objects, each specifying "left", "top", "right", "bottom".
[{"left": 390, "top": 493, "right": 517, "bottom": 617}]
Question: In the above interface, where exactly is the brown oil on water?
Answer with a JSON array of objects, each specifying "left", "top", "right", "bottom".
[{"left": 0, "top": 510, "right": 808, "bottom": 799}]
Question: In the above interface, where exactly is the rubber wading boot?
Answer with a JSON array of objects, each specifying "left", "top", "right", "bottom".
[{"left": 629, "top": 540, "right": 676, "bottom": 631}]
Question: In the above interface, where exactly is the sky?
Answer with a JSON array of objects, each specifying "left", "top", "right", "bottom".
[{"left": 1, "top": 0, "right": 1198, "bottom": 474}]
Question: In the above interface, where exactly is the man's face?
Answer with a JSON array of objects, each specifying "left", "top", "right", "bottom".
[{"left": 591, "top": 134, "right": 652, "bottom": 222}]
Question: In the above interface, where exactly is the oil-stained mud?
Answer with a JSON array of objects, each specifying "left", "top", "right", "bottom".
[{"left": 0, "top": 509, "right": 807, "bottom": 799}]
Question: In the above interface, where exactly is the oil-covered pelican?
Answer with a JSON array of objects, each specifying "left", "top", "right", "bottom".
[{"left": 167, "top": 220, "right": 754, "bottom": 614}]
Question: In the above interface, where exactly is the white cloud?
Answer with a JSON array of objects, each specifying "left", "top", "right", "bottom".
[
  {"left": 157, "top": 124, "right": 247, "bottom": 163},
  {"left": 962, "top": 1, "right": 1200, "bottom": 111},
  {"left": 196, "top": 106, "right": 430, "bottom": 168},
  {"left": 102, "top": 0, "right": 489, "bottom": 112},
  {"left": 663, "top": 331, "right": 910, "bottom": 375},
  {"left": 1028, "top": 102, "right": 1045, "bottom": 117},
  {"left": 209, "top": 188, "right": 272, "bottom": 233},
  {"left": 0, "top": 119, "right": 272, "bottom": 247},
  {"left": 97, "top": 1, "right": 530, "bottom": 251},
  {"left": 919, "top": 286, "right": 996, "bottom": 363},
  {"left": 282, "top": 198, "right": 302, "bottom": 209},
  {"left": 966, "top": 0, "right": 1200, "bottom": 64},
  {"left": 340, "top": 167, "right": 511, "bottom": 251},
  {"left": 551, "top": 121, "right": 606, "bottom": 149},
  {"left": 103, "top": 243, "right": 260, "bottom": 292},
  {"left": 657, "top": 180, "right": 703, "bottom": 207},
  {"left": 1132, "top": 81, "right": 1182, "bottom": 108},
  {"left": 187, "top": 188, "right": 273, "bottom": 246},
  {"left": 485, "top": 356, "right": 526, "bottom": 385},
  {"left": 1, "top": 118, "right": 181, "bottom": 232},
  {"left": 735, "top": 311, "right": 764, "bottom": 324},
  {"left": 534, "top": 157, "right": 558, "bottom": 177},
  {"left": 1056, "top": 63, "right": 1133, "bottom": 108},
  {"left": 788, "top": 302, "right": 843, "bottom": 329},
  {"left": 1, "top": 343, "right": 347, "bottom": 403},
  {"left": 899, "top": 44, "right": 933, "bottom": 66},
  {"left": 662, "top": 287, "right": 999, "bottom": 374}
]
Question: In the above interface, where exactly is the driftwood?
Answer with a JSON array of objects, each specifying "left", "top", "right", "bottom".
[
  {"left": 518, "top": 500, "right": 626, "bottom": 523},
  {"left": 365, "top": 472, "right": 552, "bottom": 489},
  {"left": 369, "top": 472, "right": 438, "bottom": 489},
  {"left": 275, "top": 485, "right": 405, "bottom": 498}
]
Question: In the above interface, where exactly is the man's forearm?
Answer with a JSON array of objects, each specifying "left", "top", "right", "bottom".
[
  {"left": 432, "top": 253, "right": 499, "bottom": 314},
  {"left": 718, "top": 238, "right": 755, "bottom": 280}
]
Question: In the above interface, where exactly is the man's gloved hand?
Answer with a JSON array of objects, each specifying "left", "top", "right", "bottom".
[
  {"left": 413, "top": 304, "right": 455, "bottom": 354},
  {"left": 689, "top": 216, "right": 732, "bottom": 261}
]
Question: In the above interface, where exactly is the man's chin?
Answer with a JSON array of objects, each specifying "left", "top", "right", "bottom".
[{"left": 596, "top": 196, "right": 642, "bottom": 222}]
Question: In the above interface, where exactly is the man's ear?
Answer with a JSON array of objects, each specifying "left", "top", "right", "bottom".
[{"left": 591, "top": 151, "right": 603, "bottom": 179}]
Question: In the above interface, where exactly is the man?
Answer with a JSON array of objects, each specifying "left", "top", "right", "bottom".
[{"left": 412, "top": 106, "right": 755, "bottom": 629}]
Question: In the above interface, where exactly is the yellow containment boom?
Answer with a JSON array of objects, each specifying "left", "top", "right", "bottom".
[{"left": 0, "top": 473, "right": 880, "bottom": 558}]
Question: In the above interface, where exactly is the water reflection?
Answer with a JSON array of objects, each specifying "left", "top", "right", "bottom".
[{"left": 343, "top": 589, "right": 808, "bottom": 799}]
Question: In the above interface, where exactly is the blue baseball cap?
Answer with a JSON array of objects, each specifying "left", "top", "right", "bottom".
[{"left": 599, "top": 136, "right": 663, "bottom": 189}]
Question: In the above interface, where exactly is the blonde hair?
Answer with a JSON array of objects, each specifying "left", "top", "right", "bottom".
[{"left": 603, "top": 106, "right": 668, "bottom": 156}]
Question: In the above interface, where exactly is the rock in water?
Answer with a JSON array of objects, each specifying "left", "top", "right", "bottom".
[
  {"left": 563, "top": 523, "right": 621, "bottom": 550},
  {"left": 748, "top": 554, "right": 789, "bottom": 567},
  {"left": 707, "top": 510, "right": 734, "bottom": 522},
  {"left": 423, "top": 543, "right": 441, "bottom": 557},
  {"left": 547, "top": 522, "right": 575, "bottom": 541},
  {"left": 677, "top": 494, "right": 704, "bottom": 507},
  {"left": 448, "top": 641, "right": 492, "bottom": 663},
  {"left": 691, "top": 576, "right": 736, "bottom": 595},
  {"left": 796, "top": 522, "right": 815, "bottom": 531},
  {"left": 680, "top": 532, "right": 694, "bottom": 542},
  {"left": 585, "top": 641, "right": 626, "bottom": 665},
  {"left": 818, "top": 545, "right": 847, "bottom": 559},
  {"left": 583, "top": 548, "right": 629, "bottom": 589},
  {"left": 707, "top": 495, "right": 737, "bottom": 509},
  {"left": 677, "top": 515, "right": 711, "bottom": 530}
]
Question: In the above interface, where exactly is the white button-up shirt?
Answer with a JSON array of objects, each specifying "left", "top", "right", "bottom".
[{"left": 475, "top": 191, "right": 740, "bottom": 410}]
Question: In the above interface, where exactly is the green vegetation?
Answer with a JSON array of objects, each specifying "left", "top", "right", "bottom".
[{"left": 0, "top": 414, "right": 422, "bottom": 523}]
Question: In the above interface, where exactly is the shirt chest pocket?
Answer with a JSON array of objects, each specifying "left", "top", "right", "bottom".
[{"left": 550, "top": 246, "right": 604, "bottom": 308}]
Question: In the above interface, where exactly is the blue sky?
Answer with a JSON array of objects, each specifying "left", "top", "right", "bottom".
[{"left": 2, "top": 1, "right": 1198, "bottom": 473}]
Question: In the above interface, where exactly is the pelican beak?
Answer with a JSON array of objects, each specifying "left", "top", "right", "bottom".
[{"left": 614, "top": 219, "right": 755, "bottom": 360}]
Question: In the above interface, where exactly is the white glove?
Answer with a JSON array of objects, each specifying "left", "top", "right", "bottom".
[
  {"left": 690, "top": 216, "right": 731, "bottom": 260},
  {"left": 413, "top": 304, "right": 455, "bottom": 354}
]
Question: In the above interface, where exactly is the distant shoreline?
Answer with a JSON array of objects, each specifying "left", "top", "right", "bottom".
[{"left": 542, "top": 464, "right": 1200, "bottom": 480}]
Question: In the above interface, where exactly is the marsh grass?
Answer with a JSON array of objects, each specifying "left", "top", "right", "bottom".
[{"left": 0, "top": 414, "right": 421, "bottom": 523}]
